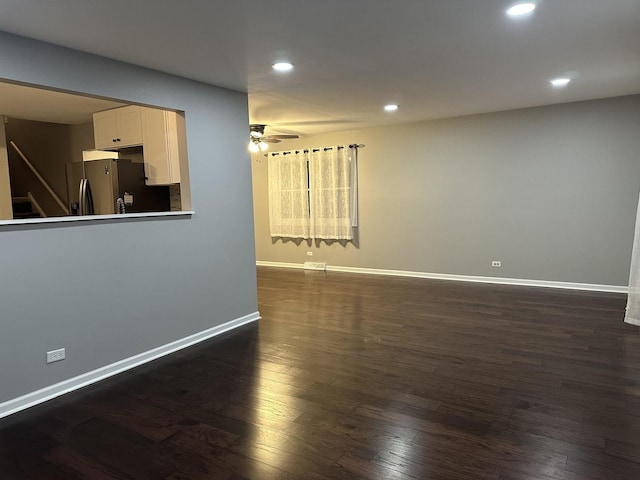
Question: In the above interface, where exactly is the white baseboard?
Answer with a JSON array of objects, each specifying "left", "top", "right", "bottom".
[
  {"left": 256, "top": 261, "right": 302, "bottom": 269},
  {"left": 0, "top": 312, "right": 260, "bottom": 420},
  {"left": 256, "top": 261, "right": 627, "bottom": 294},
  {"left": 304, "top": 261, "right": 327, "bottom": 271}
]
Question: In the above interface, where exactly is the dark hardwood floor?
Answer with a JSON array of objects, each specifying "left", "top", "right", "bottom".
[{"left": 2, "top": 266, "right": 640, "bottom": 479}]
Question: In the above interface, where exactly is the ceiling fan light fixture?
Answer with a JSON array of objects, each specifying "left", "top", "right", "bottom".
[
  {"left": 248, "top": 124, "right": 299, "bottom": 153},
  {"left": 272, "top": 62, "right": 294, "bottom": 72}
]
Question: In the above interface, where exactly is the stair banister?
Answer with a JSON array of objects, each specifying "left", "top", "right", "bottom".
[
  {"left": 27, "top": 192, "right": 47, "bottom": 218},
  {"left": 9, "top": 141, "right": 70, "bottom": 215}
]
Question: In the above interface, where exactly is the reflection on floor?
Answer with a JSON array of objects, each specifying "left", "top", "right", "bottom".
[{"left": 1, "top": 266, "right": 639, "bottom": 480}]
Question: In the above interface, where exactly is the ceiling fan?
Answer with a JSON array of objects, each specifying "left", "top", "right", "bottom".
[{"left": 249, "top": 124, "right": 299, "bottom": 152}]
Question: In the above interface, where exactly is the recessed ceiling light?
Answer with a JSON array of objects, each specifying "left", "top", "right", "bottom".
[
  {"left": 550, "top": 77, "right": 571, "bottom": 88},
  {"left": 384, "top": 104, "right": 399, "bottom": 112},
  {"left": 272, "top": 62, "right": 294, "bottom": 72},
  {"left": 506, "top": 2, "right": 536, "bottom": 17}
]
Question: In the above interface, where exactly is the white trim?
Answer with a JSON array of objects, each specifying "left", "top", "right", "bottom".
[
  {"left": 303, "top": 262, "right": 327, "bottom": 271},
  {"left": 0, "top": 311, "right": 260, "bottom": 419},
  {"left": 256, "top": 261, "right": 304, "bottom": 270},
  {"left": 256, "top": 261, "right": 627, "bottom": 294},
  {"left": 0, "top": 210, "right": 195, "bottom": 227}
]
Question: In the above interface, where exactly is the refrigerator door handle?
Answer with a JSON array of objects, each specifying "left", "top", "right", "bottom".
[
  {"left": 85, "top": 180, "right": 94, "bottom": 215},
  {"left": 78, "top": 179, "right": 85, "bottom": 216}
]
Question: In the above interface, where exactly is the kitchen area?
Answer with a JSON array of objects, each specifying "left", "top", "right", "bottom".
[{"left": 0, "top": 82, "right": 190, "bottom": 221}]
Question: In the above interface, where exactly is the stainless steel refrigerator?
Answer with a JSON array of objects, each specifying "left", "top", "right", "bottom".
[{"left": 66, "top": 159, "right": 170, "bottom": 215}]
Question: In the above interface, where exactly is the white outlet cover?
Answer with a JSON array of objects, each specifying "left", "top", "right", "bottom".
[{"left": 46, "top": 348, "right": 66, "bottom": 364}]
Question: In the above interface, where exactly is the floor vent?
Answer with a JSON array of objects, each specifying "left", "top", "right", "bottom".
[{"left": 304, "top": 262, "right": 327, "bottom": 271}]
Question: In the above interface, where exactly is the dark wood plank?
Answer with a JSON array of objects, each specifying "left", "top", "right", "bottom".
[{"left": 1, "top": 267, "right": 639, "bottom": 479}]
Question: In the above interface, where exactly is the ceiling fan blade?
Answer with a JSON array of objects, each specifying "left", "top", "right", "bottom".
[
  {"left": 268, "top": 134, "right": 299, "bottom": 139},
  {"left": 263, "top": 138, "right": 281, "bottom": 144}
]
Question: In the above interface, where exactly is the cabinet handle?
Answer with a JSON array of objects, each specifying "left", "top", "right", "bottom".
[
  {"left": 112, "top": 139, "right": 117, "bottom": 142},
  {"left": 116, "top": 138, "right": 121, "bottom": 142}
]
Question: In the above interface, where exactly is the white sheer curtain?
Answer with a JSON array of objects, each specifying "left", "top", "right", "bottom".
[
  {"left": 309, "top": 146, "right": 357, "bottom": 240},
  {"left": 268, "top": 152, "right": 310, "bottom": 238},
  {"left": 625, "top": 193, "right": 640, "bottom": 325}
]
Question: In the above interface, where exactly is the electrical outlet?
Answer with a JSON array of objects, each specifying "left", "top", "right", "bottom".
[
  {"left": 47, "top": 348, "right": 66, "bottom": 364},
  {"left": 491, "top": 261, "right": 502, "bottom": 268},
  {"left": 307, "top": 251, "right": 313, "bottom": 256}
]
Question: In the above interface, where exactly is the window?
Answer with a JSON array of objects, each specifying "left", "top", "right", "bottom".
[{"left": 268, "top": 145, "right": 358, "bottom": 240}]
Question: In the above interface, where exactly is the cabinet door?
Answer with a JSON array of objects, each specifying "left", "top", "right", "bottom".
[
  {"left": 142, "top": 108, "right": 183, "bottom": 186},
  {"left": 164, "top": 112, "right": 183, "bottom": 185},
  {"left": 93, "top": 110, "right": 118, "bottom": 150},
  {"left": 114, "top": 106, "right": 143, "bottom": 147}
]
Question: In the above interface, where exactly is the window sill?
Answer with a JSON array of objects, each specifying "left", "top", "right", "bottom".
[{"left": 0, "top": 210, "right": 194, "bottom": 227}]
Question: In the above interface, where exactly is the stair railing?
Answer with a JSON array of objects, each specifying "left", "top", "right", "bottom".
[
  {"left": 9, "top": 141, "right": 69, "bottom": 215},
  {"left": 27, "top": 192, "right": 47, "bottom": 218}
]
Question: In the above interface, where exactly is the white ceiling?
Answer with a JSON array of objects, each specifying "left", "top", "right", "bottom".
[
  {"left": 0, "top": 0, "right": 638, "bottom": 136},
  {"left": 0, "top": 82, "right": 124, "bottom": 125}
]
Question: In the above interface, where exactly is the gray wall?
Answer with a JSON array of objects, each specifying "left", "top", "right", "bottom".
[
  {"left": 0, "top": 32, "right": 257, "bottom": 403},
  {"left": 253, "top": 95, "right": 640, "bottom": 286}
]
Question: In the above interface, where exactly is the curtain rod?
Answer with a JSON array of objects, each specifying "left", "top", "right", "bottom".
[{"left": 267, "top": 144, "right": 365, "bottom": 157}]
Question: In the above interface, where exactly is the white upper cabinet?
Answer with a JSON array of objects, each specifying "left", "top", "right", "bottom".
[
  {"left": 93, "top": 106, "right": 187, "bottom": 186},
  {"left": 93, "top": 105, "right": 143, "bottom": 149},
  {"left": 141, "top": 108, "right": 186, "bottom": 186}
]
